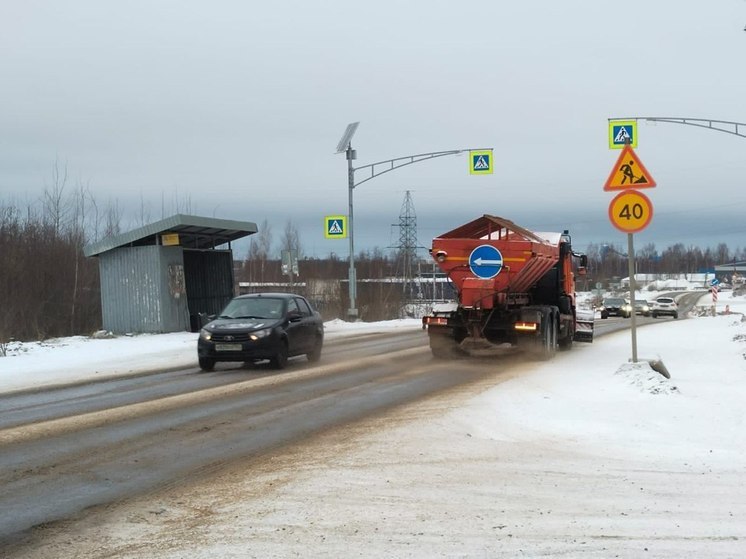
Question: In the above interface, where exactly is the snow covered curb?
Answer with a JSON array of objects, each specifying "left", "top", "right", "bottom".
[{"left": 0, "top": 319, "right": 423, "bottom": 394}]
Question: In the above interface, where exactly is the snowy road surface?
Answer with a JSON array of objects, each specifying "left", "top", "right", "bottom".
[{"left": 2, "top": 293, "right": 746, "bottom": 557}]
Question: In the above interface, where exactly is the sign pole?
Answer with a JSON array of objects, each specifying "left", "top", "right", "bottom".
[{"left": 627, "top": 233, "right": 638, "bottom": 363}]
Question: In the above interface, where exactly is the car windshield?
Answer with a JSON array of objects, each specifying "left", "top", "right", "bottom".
[
  {"left": 657, "top": 298, "right": 674, "bottom": 304},
  {"left": 219, "top": 297, "right": 285, "bottom": 319},
  {"left": 604, "top": 298, "right": 624, "bottom": 306}
]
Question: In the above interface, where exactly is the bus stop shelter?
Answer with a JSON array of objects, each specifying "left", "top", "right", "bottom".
[{"left": 83, "top": 214, "right": 257, "bottom": 333}]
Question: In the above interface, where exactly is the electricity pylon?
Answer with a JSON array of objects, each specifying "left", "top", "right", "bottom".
[{"left": 396, "top": 190, "right": 420, "bottom": 299}]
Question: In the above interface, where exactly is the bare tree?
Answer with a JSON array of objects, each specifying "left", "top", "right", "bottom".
[
  {"left": 137, "top": 192, "right": 152, "bottom": 226},
  {"left": 159, "top": 187, "right": 192, "bottom": 217},
  {"left": 280, "top": 219, "right": 303, "bottom": 258},
  {"left": 715, "top": 243, "right": 730, "bottom": 265},
  {"left": 103, "top": 198, "right": 122, "bottom": 238},
  {"left": 245, "top": 219, "right": 273, "bottom": 283},
  {"left": 42, "top": 158, "right": 70, "bottom": 238}
]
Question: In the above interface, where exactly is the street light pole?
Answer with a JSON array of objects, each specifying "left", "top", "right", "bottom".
[
  {"left": 346, "top": 144, "right": 357, "bottom": 319},
  {"left": 335, "top": 122, "right": 361, "bottom": 320}
]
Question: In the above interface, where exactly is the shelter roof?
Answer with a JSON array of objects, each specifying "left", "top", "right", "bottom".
[{"left": 83, "top": 214, "right": 258, "bottom": 257}]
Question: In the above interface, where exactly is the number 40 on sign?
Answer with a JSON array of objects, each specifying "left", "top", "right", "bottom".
[{"left": 608, "top": 189, "right": 653, "bottom": 234}]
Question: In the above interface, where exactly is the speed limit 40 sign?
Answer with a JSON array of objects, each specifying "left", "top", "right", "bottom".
[{"left": 608, "top": 189, "right": 653, "bottom": 233}]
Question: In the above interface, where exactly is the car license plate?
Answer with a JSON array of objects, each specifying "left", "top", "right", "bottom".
[{"left": 215, "top": 343, "right": 242, "bottom": 352}]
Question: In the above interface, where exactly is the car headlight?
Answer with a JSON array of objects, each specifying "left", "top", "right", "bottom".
[
  {"left": 199, "top": 328, "right": 212, "bottom": 341},
  {"left": 249, "top": 328, "right": 272, "bottom": 341}
]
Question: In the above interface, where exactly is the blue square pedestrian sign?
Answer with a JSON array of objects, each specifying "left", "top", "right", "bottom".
[
  {"left": 609, "top": 120, "right": 638, "bottom": 149},
  {"left": 324, "top": 215, "right": 347, "bottom": 239},
  {"left": 469, "top": 149, "right": 493, "bottom": 175}
]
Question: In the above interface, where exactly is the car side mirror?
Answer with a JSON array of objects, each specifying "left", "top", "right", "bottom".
[
  {"left": 287, "top": 310, "right": 303, "bottom": 322},
  {"left": 199, "top": 313, "right": 216, "bottom": 327}
]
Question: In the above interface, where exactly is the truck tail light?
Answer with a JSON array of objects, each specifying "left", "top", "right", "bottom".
[
  {"left": 424, "top": 316, "right": 448, "bottom": 326},
  {"left": 514, "top": 321, "right": 538, "bottom": 332}
]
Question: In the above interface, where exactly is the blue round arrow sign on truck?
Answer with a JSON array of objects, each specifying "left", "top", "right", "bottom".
[{"left": 469, "top": 244, "right": 504, "bottom": 279}]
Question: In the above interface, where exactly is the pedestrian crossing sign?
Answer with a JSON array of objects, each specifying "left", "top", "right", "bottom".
[
  {"left": 469, "top": 149, "right": 493, "bottom": 175},
  {"left": 324, "top": 215, "right": 347, "bottom": 239},
  {"left": 609, "top": 120, "right": 638, "bottom": 149}
]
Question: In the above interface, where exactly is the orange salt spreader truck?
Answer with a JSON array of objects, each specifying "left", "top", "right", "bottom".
[{"left": 422, "top": 215, "right": 594, "bottom": 359}]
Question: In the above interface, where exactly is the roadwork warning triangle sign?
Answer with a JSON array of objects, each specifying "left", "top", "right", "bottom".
[{"left": 603, "top": 145, "right": 656, "bottom": 191}]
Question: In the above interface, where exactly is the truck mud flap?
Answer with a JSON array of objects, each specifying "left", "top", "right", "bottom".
[{"left": 574, "top": 320, "right": 594, "bottom": 343}]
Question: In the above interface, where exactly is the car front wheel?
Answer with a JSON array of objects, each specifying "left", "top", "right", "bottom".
[
  {"left": 271, "top": 340, "right": 289, "bottom": 369},
  {"left": 306, "top": 338, "right": 322, "bottom": 363},
  {"left": 198, "top": 356, "right": 215, "bottom": 372}
]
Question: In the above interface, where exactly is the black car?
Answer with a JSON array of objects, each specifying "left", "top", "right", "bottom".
[
  {"left": 198, "top": 293, "right": 324, "bottom": 371},
  {"left": 599, "top": 297, "right": 632, "bottom": 319}
]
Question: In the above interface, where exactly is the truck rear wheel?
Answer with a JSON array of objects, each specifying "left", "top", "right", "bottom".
[
  {"left": 559, "top": 329, "right": 573, "bottom": 351},
  {"left": 537, "top": 313, "right": 557, "bottom": 361}
]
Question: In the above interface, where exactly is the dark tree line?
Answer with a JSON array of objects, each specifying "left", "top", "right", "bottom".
[
  {"left": 583, "top": 241, "right": 746, "bottom": 287},
  {"left": 0, "top": 199, "right": 101, "bottom": 344},
  {"left": 0, "top": 189, "right": 417, "bottom": 343}
]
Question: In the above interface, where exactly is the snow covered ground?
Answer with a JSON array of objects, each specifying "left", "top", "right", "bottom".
[{"left": 3, "top": 292, "right": 746, "bottom": 557}]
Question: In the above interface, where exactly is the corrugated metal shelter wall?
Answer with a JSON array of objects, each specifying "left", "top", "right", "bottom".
[
  {"left": 183, "top": 249, "right": 234, "bottom": 331},
  {"left": 158, "top": 246, "right": 191, "bottom": 332},
  {"left": 99, "top": 246, "right": 189, "bottom": 333}
]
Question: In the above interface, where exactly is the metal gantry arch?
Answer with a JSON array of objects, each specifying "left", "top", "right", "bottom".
[
  {"left": 353, "top": 149, "right": 482, "bottom": 188},
  {"left": 345, "top": 147, "right": 488, "bottom": 319},
  {"left": 611, "top": 117, "right": 746, "bottom": 140},
  {"left": 336, "top": 122, "right": 492, "bottom": 319}
]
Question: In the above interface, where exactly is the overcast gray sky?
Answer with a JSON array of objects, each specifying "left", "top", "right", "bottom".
[{"left": 2, "top": 0, "right": 746, "bottom": 258}]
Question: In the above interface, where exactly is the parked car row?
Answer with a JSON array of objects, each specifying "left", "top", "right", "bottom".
[{"left": 598, "top": 296, "right": 678, "bottom": 320}]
